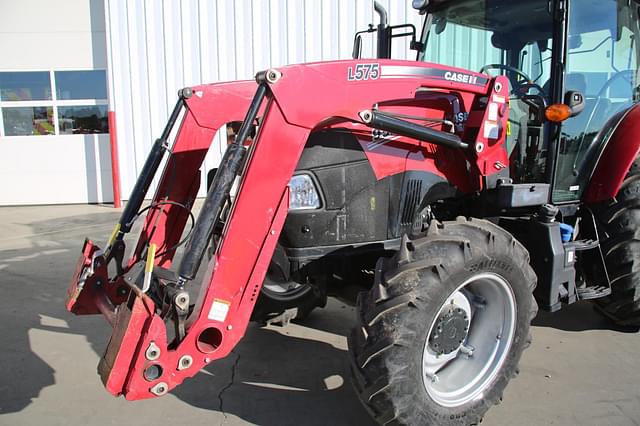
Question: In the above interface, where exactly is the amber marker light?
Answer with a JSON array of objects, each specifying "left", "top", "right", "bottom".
[{"left": 545, "top": 104, "right": 572, "bottom": 122}]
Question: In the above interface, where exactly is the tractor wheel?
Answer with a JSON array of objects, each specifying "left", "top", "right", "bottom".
[
  {"left": 250, "top": 276, "right": 323, "bottom": 323},
  {"left": 593, "top": 157, "right": 640, "bottom": 327},
  {"left": 250, "top": 245, "right": 325, "bottom": 323},
  {"left": 349, "top": 218, "right": 537, "bottom": 425}
]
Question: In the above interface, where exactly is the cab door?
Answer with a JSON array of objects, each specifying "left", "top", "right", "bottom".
[{"left": 552, "top": 0, "right": 639, "bottom": 202}]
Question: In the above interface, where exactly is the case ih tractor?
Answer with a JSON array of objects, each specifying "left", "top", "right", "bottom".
[{"left": 65, "top": 0, "right": 640, "bottom": 424}]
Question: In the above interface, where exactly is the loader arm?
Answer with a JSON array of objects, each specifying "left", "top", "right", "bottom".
[{"left": 65, "top": 59, "right": 509, "bottom": 400}]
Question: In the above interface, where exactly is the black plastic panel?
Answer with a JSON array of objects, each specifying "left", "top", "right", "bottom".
[
  {"left": 280, "top": 131, "right": 390, "bottom": 248},
  {"left": 281, "top": 130, "right": 449, "bottom": 251}
]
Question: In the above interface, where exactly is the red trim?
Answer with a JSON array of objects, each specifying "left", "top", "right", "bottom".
[{"left": 107, "top": 111, "right": 122, "bottom": 208}]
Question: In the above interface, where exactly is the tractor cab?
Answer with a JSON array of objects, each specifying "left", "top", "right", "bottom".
[{"left": 417, "top": 0, "right": 640, "bottom": 202}]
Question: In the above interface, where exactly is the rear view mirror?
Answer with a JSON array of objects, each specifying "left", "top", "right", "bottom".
[
  {"left": 352, "top": 35, "right": 362, "bottom": 59},
  {"left": 545, "top": 91, "right": 585, "bottom": 122},
  {"left": 564, "top": 90, "right": 585, "bottom": 117},
  {"left": 434, "top": 17, "right": 447, "bottom": 34}
]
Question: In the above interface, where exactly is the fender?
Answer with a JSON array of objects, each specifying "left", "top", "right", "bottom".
[{"left": 584, "top": 104, "right": 640, "bottom": 203}]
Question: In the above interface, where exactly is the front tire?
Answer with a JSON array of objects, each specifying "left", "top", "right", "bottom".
[{"left": 349, "top": 218, "right": 537, "bottom": 425}]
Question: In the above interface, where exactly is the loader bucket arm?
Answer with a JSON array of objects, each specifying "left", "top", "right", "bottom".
[{"left": 65, "top": 59, "right": 510, "bottom": 399}]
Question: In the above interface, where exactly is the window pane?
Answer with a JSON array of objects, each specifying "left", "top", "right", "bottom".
[
  {"left": 55, "top": 70, "right": 107, "bottom": 100},
  {"left": 58, "top": 105, "right": 108, "bottom": 134},
  {"left": 2, "top": 107, "right": 54, "bottom": 135},
  {"left": 0, "top": 72, "right": 51, "bottom": 101}
]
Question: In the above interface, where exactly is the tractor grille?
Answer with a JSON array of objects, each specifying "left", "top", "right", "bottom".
[{"left": 401, "top": 179, "right": 422, "bottom": 226}]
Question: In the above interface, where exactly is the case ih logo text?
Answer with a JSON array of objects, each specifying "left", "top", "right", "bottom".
[
  {"left": 348, "top": 63, "right": 380, "bottom": 81},
  {"left": 444, "top": 71, "right": 479, "bottom": 85}
]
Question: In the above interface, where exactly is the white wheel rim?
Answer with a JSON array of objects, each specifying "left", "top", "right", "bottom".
[{"left": 422, "top": 272, "right": 517, "bottom": 407}]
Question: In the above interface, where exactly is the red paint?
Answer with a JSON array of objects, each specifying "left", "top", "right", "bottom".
[
  {"left": 65, "top": 59, "right": 510, "bottom": 399},
  {"left": 107, "top": 111, "right": 122, "bottom": 208},
  {"left": 584, "top": 104, "right": 640, "bottom": 203}
]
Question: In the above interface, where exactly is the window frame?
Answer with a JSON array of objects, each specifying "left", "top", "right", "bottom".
[{"left": 0, "top": 68, "right": 109, "bottom": 137}]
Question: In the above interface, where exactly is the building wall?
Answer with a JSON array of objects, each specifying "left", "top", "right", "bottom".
[
  {"left": 105, "top": 0, "right": 425, "bottom": 199},
  {"left": 0, "top": 0, "right": 111, "bottom": 205}
]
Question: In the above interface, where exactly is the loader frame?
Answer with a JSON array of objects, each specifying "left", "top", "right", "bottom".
[{"left": 66, "top": 59, "right": 511, "bottom": 399}]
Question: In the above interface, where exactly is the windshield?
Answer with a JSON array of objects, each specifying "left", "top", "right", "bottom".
[
  {"left": 420, "top": 0, "right": 555, "bottom": 180},
  {"left": 421, "top": 0, "right": 553, "bottom": 86}
]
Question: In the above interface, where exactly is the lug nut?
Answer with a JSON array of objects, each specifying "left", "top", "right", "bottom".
[
  {"left": 425, "top": 372, "right": 439, "bottom": 383},
  {"left": 459, "top": 344, "right": 475, "bottom": 357}
]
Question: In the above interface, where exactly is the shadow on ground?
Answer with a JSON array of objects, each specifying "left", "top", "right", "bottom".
[
  {"left": 532, "top": 300, "right": 639, "bottom": 333},
  {"left": 0, "top": 211, "right": 120, "bottom": 414},
  {"left": 0, "top": 210, "right": 374, "bottom": 425},
  {"left": 173, "top": 321, "right": 375, "bottom": 426}
]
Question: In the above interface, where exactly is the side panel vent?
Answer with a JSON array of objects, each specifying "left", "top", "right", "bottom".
[{"left": 400, "top": 179, "right": 422, "bottom": 226}]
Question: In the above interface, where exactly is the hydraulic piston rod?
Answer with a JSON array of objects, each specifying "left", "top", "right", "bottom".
[
  {"left": 359, "top": 109, "right": 469, "bottom": 150},
  {"left": 177, "top": 83, "right": 269, "bottom": 283}
]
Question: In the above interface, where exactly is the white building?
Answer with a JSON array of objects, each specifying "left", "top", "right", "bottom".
[{"left": 0, "top": 0, "right": 423, "bottom": 206}]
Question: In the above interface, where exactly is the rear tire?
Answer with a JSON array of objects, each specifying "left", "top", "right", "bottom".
[
  {"left": 592, "top": 157, "right": 640, "bottom": 327},
  {"left": 348, "top": 218, "right": 537, "bottom": 425}
]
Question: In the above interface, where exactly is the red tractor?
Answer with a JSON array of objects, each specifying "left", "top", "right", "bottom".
[{"left": 65, "top": 0, "right": 640, "bottom": 424}]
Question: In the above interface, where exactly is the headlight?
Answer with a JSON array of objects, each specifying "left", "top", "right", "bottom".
[{"left": 288, "top": 174, "right": 321, "bottom": 210}]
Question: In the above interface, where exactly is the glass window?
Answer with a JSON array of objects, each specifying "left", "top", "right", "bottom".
[
  {"left": 2, "top": 107, "right": 54, "bottom": 136},
  {"left": 553, "top": 0, "right": 640, "bottom": 202},
  {"left": 422, "top": 0, "right": 554, "bottom": 181},
  {"left": 0, "top": 72, "right": 51, "bottom": 101},
  {"left": 55, "top": 70, "right": 107, "bottom": 100},
  {"left": 58, "top": 105, "right": 108, "bottom": 134},
  {"left": 422, "top": 0, "right": 553, "bottom": 78}
]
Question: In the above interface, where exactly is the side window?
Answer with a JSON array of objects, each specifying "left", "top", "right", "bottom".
[
  {"left": 0, "top": 72, "right": 54, "bottom": 136},
  {"left": 55, "top": 71, "right": 108, "bottom": 135},
  {"left": 0, "top": 70, "right": 109, "bottom": 137},
  {"left": 520, "top": 40, "right": 553, "bottom": 89}
]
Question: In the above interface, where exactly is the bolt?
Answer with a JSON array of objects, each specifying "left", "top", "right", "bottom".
[
  {"left": 150, "top": 382, "right": 169, "bottom": 396},
  {"left": 359, "top": 110, "right": 373, "bottom": 123},
  {"left": 174, "top": 292, "right": 189, "bottom": 310},
  {"left": 265, "top": 69, "right": 282, "bottom": 83},
  {"left": 425, "top": 372, "right": 439, "bottom": 384},
  {"left": 270, "top": 229, "right": 276, "bottom": 235},
  {"left": 204, "top": 357, "right": 211, "bottom": 363},
  {"left": 459, "top": 344, "right": 475, "bottom": 357},
  {"left": 177, "top": 355, "right": 193, "bottom": 371},
  {"left": 227, "top": 325, "right": 233, "bottom": 331},
  {"left": 145, "top": 342, "right": 161, "bottom": 361}
]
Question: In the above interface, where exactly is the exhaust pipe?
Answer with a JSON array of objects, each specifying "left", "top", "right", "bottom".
[{"left": 374, "top": 1, "right": 391, "bottom": 58}]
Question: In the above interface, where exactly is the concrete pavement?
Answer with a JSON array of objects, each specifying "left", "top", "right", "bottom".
[{"left": 0, "top": 204, "right": 638, "bottom": 426}]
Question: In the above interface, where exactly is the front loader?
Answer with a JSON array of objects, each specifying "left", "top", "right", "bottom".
[{"left": 65, "top": 0, "right": 640, "bottom": 424}]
